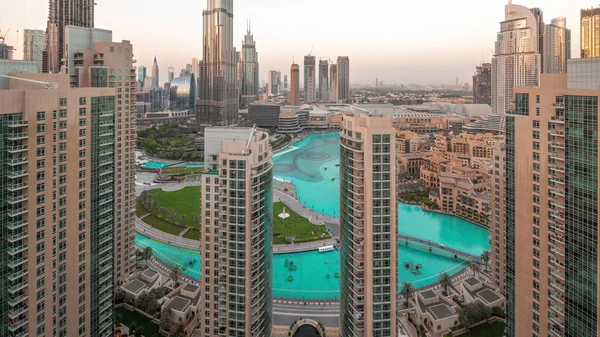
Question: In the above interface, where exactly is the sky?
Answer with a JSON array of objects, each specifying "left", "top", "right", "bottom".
[{"left": 1, "top": 0, "right": 593, "bottom": 85}]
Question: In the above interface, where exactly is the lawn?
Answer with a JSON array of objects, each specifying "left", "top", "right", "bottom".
[
  {"left": 273, "top": 202, "right": 331, "bottom": 244},
  {"left": 458, "top": 321, "right": 505, "bottom": 337},
  {"left": 183, "top": 229, "right": 201, "bottom": 240},
  {"left": 143, "top": 214, "right": 186, "bottom": 236},
  {"left": 115, "top": 307, "right": 159, "bottom": 337},
  {"left": 147, "top": 186, "right": 201, "bottom": 227}
]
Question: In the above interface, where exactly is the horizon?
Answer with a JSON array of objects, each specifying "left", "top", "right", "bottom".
[{"left": 1, "top": 0, "right": 592, "bottom": 85}]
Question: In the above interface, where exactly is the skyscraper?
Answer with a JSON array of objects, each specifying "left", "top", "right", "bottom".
[
  {"left": 44, "top": 0, "right": 95, "bottom": 73},
  {"left": 283, "top": 75, "right": 288, "bottom": 90},
  {"left": 200, "top": 127, "right": 273, "bottom": 337},
  {"left": 268, "top": 70, "right": 281, "bottom": 96},
  {"left": 337, "top": 56, "right": 350, "bottom": 103},
  {"left": 543, "top": 18, "right": 570, "bottom": 74},
  {"left": 304, "top": 55, "right": 316, "bottom": 103},
  {"left": 23, "top": 29, "right": 46, "bottom": 72},
  {"left": 69, "top": 39, "right": 137, "bottom": 287},
  {"left": 319, "top": 59, "right": 329, "bottom": 102},
  {"left": 580, "top": 7, "right": 600, "bottom": 58},
  {"left": 168, "top": 66, "right": 175, "bottom": 83},
  {"left": 492, "top": 3, "right": 543, "bottom": 122},
  {"left": 290, "top": 63, "right": 300, "bottom": 106},
  {"left": 198, "top": 0, "right": 239, "bottom": 126},
  {"left": 330, "top": 63, "right": 338, "bottom": 103},
  {"left": 339, "top": 114, "right": 397, "bottom": 337},
  {"left": 502, "top": 58, "right": 600, "bottom": 337},
  {"left": 238, "top": 23, "right": 259, "bottom": 108},
  {"left": 138, "top": 65, "right": 147, "bottom": 84},
  {"left": 152, "top": 56, "right": 159, "bottom": 89},
  {"left": 472, "top": 62, "right": 491, "bottom": 105},
  {"left": 0, "top": 72, "right": 117, "bottom": 337}
]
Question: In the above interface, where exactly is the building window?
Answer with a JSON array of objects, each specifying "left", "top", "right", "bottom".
[
  {"left": 515, "top": 93, "right": 530, "bottom": 115},
  {"left": 59, "top": 98, "right": 67, "bottom": 106}
]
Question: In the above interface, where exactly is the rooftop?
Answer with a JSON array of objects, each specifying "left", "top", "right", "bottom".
[
  {"left": 183, "top": 283, "right": 199, "bottom": 292},
  {"left": 429, "top": 303, "right": 456, "bottom": 320},
  {"left": 478, "top": 288, "right": 502, "bottom": 304},
  {"left": 167, "top": 296, "right": 192, "bottom": 312},
  {"left": 421, "top": 290, "right": 437, "bottom": 300},
  {"left": 464, "top": 277, "right": 479, "bottom": 286},
  {"left": 142, "top": 269, "right": 158, "bottom": 278},
  {"left": 123, "top": 279, "right": 147, "bottom": 294}
]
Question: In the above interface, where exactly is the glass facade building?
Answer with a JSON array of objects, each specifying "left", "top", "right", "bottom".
[{"left": 169, "top": 73, "right": 196, "bottom": 111}]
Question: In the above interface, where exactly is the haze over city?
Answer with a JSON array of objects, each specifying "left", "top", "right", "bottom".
[{"left": 1, "top": 0, "right": 590, "bottom": 84}]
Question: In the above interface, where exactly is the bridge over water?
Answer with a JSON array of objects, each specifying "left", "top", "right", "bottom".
[{"left": 398, "top": 234, "right": 483, "bottom": 263}]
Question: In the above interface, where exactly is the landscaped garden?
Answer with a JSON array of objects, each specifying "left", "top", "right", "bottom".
[
  {"left": 137, "top": 187, "right": 201, "bottom": 236},
  {"left": 115, "top": 306, "right": 160, "bottom": 337},
  {"left": 160, "top": 166, "right": 205, "bottom": 176},
  {"left": 273, "top": 202, "right": 331, "bottom": 244},
  {"left": 455, "top": 321, "right": 505, "bottom": 337},
  {"left": 137, "top": 122, "right": 203, "bottom": 161}
]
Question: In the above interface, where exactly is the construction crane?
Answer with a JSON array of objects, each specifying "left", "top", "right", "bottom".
[
  {"left": 0, "top": 28, "right": 10, "bottom": 44},
  {"left": 0, "top": 74, "right": 58, "bottom": 89},
  {"left": 308, "top": 44, "right": 314, "bottom": 57}
]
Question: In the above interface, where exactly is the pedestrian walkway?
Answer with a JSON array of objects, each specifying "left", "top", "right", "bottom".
[{"left": 273, "top": 189, "right": 340, "bottom": 237}]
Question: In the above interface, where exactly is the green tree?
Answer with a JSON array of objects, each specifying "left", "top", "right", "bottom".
[
  {"left": 159, "top": 309, "right": 173, "bottom": 331},
  {"left": 458, "top": 302, "right": 492, "bottom": 328},
  {"left": 400, "top": 281, "right": 414, "bottom": 308},
  {"left": 129, "top": 321, "right": 140, "bottom": 337},
  {"left": 142, "top": 246, "right": 153, "bottom": 266},
  {"left": 439, "top": 272, "right": 452, "bottom": 296},
  {"left": 115, "top": 311, "right": 123, "bottom": 328},
  {"left": 170, "top": 323, "right": 185, "bottom": 337},
  {"left": 469, "top": 260, "right": 481, "bottom": 278},
  {"left": 115, "top": 289, "right": 126, "bottom": 304},
  {"left": 481, "top": 250, "right": 491, "bottom": 273},
  {"left": 171, "top": 265, "right": 181, "bottom": 287}
]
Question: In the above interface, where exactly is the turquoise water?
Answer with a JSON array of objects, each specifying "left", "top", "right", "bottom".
[
  {"left": 144, "top": 162, "right": 172, "bottom": 169},
  {"left": 136, "top": 233, "right": 469, "bottom": 300},
  {"left": 273, "top": 133, "right": 341, "bottom": 217}
]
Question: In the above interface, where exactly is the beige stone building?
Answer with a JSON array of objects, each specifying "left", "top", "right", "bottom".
[
  {"left": 200, "top": 127, "right": 273, "bottom": 337},
  {"left": 433, "top": 132, "right": 504, "bottom": 160},
  {"left": 339, "top": 114, "right": 397, "bottom": 337},
  {"left": 0, "top": 73, "right": 117, "bottom": 336},
  {"left": 395, "top": 130, "right": 429, "bottom": 155}
]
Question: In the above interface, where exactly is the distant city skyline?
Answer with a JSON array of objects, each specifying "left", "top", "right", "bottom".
[{"left": 1, "top": 0, "right": 591, "bottom": 84}]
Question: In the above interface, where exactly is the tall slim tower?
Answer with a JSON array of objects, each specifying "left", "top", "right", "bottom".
[
  {"left": 580, "top": 7, "right": 600, "bottom": 58},
  {"left": 330, "top": 64, "right": 338, "bottom": 103},
  {"left": 268, "top": 70, "right": 281, "bottom": 96},
  {"left": 491, "top": 3, "right": 543, "bottom": 122},
  {"left": 152, "top": 56, "right": 159, "bottom": 89},
  {"left": 238, "top": 22, "right": 259, "bottom": 108},
  {"left": 503, "top": 59, "right": 600, "bottom": 337},
  {"left": 340, "top": 114, "right": 397, "bottom": 337},
  {"left": 138, "top": 65, "right": 147, "bottom": 84},
  {"left": 200, "top": 127, "right": 273, "bottom": 337},
  {"left": 543, "top": 18, "right": 570, "bottom": 74},
  {"left": 319, "top": 59, "right": 329, "bottom": 102},
  {"left": 290, "top": 63, "right": 300, "bottom": 106},
  {"left": 0, "top": 72, "right": 117, "bottom": 337},
  {"left": 304, "top": 55, "right": 316, "bottom": 103},
  {"left": 23, "top": 29, "right": 46, "bottom": 72},
  {"left": 337, "top": 56, "right": 350, "bottom": 103},
  {"left": 168, "top": 66, "right": 175, "bottom": 83},
  {"left": 472, "top": 62, "right": 491, "bottom": 105},
  {"left": 198, "top": 0, "right": 239, "bottom": 126},
  {"left": 44, "top": 0, "right": 95, "bottom": 73}
]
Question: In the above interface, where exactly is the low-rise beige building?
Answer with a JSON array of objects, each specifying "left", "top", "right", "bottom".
[
  {"left": 460, "top": 277, "right": 505, "bottom": 309},
  {"left": 410, "top": 290, "right": 459, "bottom": 334}
]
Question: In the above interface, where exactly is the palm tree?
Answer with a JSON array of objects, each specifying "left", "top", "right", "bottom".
[
  {"left": 142, "top": 246, "right": 153, "bottom": 265},
  {"left": 401, "top": 281, "right": 414, "bottom": 308},
  {"left": 481, "top": 250, "right": 491, "bottom": 273},
  {"left": 439, "top": 272, "right": 452, "bottom": 296},
  {"left": 170, "top": 265, "right": 181, "bottom": 287},
  {"left": 469, "top": 260, "right": 481, "bottom": 278}
]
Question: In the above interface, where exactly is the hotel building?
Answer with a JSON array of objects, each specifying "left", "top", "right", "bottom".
[{"left": 339, "top": 113, "right": 397, "bottom": 337}]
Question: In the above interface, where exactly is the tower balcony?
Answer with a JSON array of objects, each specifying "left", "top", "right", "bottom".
[
  {"left": 7, "top": 133, "right": 27, "bottom": 141},
  {"left": 7, "top": 157, "right": 28, "bottom": 166},
  {"left": 6, "top": 182, "right": 28, "bottom": 192},
  {"left": 6, "top": 146, "right": 27, "bottom": 154},
  {"left": 550, "top": 116, "right": 565, "bottom": 124},
  {"left": 7, "top": 120, "right": 28, "bottom": 128},
  {"left": 7, "top": 170, "right": 28, "bottom": 179},
  {"left": 7, "top": 195, "right": 28, "bottom": 205}
]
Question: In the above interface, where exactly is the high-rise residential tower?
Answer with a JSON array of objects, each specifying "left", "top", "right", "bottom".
[
  {"left": 502, "top": 58, "right": 600, "bottom": 337},
  {"left": 44, "top": 0, "right": 95, "bottom": 73},
  {"left": 283, "top": 75, "right": 288, "bottom": 91},
  {"left": 168, "top": 66, "right": 175, "bottom": 83},
  {"left": 152, "top": 56, "right": 159, "bottom": 89},
  {"left": 339, "top": 114, "right": 397, "bottom": 337},
  {"left": 200, "top": 127, "right": 273, "bottom": 337},
  {"left": 138, "top": 65, "right": 147, "bottom": 84},
  {"left": 330, "top": 64, "right": 338, "bottom": 103},
  {"left": 238, "top": 23, "right": 259, "bottom": 108},
  {"left": 543, "top": 18, "right": 570, "bottom": 74},
  {"left": 198, "top": 0, "right": 239, "bottom": 126},
  {"left": 319, "top": 59, "right": 329, "bottom": 102},
  {"left": 69, "top": 39, "right": 138, "bottom": 286},
  {"left": 472, "top": 62, "right": 491, "bottom": 105},
  {"left": 290, "top": 63, "right": 300, "bottom": 106},
  {"left": 0, "top": 72, "right": 117, "bottom": 337},
  {"left": 581, "top": 7, "right": 600, "bottom": 58},
  {"left": 337, "top": 56, "right": 350, "bottom": 103},
  {"left": 304, "top": 55, "right": 316, "bottom": 103},
  {"left": 23, "top": 29, "right": 46, "bottom": 72},
  {"left": 268, "top": 70, "right": 281, "bottom": 96}
]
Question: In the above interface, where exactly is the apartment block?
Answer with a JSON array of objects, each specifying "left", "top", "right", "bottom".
[
  {"left": 0, "top": 73, "right": 115, "bottom": 337},
  {"left": 490, "top": 141, "right": 505, "bottom": 290},
  {"left": 504, "top": 59, "right": 600, "bottom": 337},
  {"left": 69, "top": 40, "right": 137, "bottom": 284},
  {"left": 200, "top": 127, "right": 273, "bottom": 337},
  {"left": 339, "top": 114, "right": 397, "bottom": 337}
]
